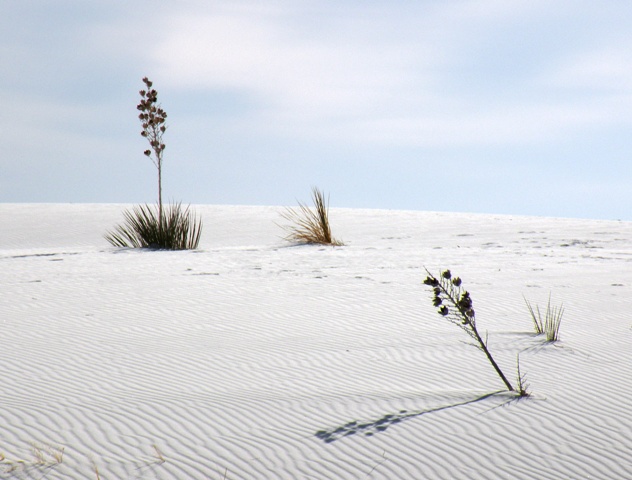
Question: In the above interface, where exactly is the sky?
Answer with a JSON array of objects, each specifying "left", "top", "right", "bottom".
[{"left": 2, "top": 1, "right": 632, "bottom": 220}]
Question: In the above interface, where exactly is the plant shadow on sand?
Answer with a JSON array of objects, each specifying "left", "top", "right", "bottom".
[{"left": 315, "top": 391, "right": 516, "bottom": 443}]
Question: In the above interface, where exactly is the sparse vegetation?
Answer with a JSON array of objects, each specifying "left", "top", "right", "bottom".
[
  {"left": 92, "top": 460, "right": 102, "bottom": 480},
  {"left": 280, "top": 187, "right": 343, "bottom": 246},
  {"left": 105, "top": 202, "right": 202, "bottom": 250},
  {"left": 423, "top": 268, "right": 529, "bottom": 396},
  {"left": 0, "top": 442, "right": 64, "bottom": 474},
  {"left": 152, "top": 444, "right": 165, "bottom": 464},
  {"left": 516, "top": 353, "right": 530, "bottom": 397},
  {"left": 105, "top": 77, "right": 202, "bottom": 250},
  {"left": 524, "top": 294, "right": 563, "bottom": 342},
  {"left": 1, "top": 441, "right": 170, "bottom": 478}
]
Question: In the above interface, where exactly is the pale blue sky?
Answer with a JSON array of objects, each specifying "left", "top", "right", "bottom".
[{"left": 2, "top": 1, "right": 632, "bottom": 220}]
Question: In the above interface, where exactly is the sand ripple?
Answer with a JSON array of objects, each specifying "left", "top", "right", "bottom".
[{"left": 0, "top": 205, "right": 631, "bottom": 478}]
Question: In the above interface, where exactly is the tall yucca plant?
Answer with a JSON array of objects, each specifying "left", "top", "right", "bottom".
[
  {"left": 281, "top": 187, "right": 343, "bottom": 246},
  {"left": 105, "top": 203, "right": 202, "bottom": 250},
  {"left": 105, "top": 77, "right": 203, "bottom": 250}
]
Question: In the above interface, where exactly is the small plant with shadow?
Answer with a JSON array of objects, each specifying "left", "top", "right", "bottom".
[
  {"left": 280, "top": 187, "right": 343, "bottom": 246},
  {"left": 424, "top": 269, "right": 529, "bottom": 397},
  {"left": 516, "top": 353, "right": 530, "bottom": 397},
  {"left": 105, "top": 77, "right": 202, "bottom": 250},
  {"left": 524, "top": 294, "right": 563, "bottom": 342}
]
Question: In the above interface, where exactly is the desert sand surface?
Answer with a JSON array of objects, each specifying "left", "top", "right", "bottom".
[{"left": 1, "top": 204, "right": 631, "bottom": 479}]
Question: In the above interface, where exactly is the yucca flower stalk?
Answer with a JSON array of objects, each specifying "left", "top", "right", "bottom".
[
  {"left": 423, "top": 269, "right": 527, "bottom": 395},
  {"left": 137, "top": 77, "right": 167, "bottom": 223}
]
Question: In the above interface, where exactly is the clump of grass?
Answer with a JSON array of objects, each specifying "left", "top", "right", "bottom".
[
  {"left": 524, "top": 294, "right": 563, "bottom": 342},
  {"left": 105, "top": 202, "right": 202, "bottom": 250},
  {"left": 152, "top": 444, "right": 165, "bottom": 464},
  {"left": 92, "top": 460, "right": 102, "bottom": 480},
  {"left": 280, "top": 187, "right": 343, "bottom": 246},
  {"left": 424, "top": 268, "right": 529, "bottom": 396},
  {"left": 516, "top": 353, "right": 530, "bottom": 397},
  {"left": 0, "top": 442, "right": 64, "bottom": 474}
]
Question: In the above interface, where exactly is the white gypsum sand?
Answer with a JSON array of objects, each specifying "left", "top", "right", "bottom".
[{"left": 1, "top": 203, "right": 631, "bottom": 479}]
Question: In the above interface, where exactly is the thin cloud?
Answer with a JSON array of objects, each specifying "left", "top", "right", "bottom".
[{"left": 151, "top": 0, "right": 632, "bottom": 148}]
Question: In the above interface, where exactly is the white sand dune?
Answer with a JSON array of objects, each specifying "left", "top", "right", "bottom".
[{"left": 1, "top": 204, "right": 631, "bottom": 479}]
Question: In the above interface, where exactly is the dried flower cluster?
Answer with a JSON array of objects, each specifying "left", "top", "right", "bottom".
[
  {"left": 425, "top": 270, "right": 474, "bottom": 322},
  {"left": 424, "top": 269, "right": 528, "bottom": 395},
  {"left": 424, "top": 269, "right": 478, "bottom": 338},
  {"left": 137, "top": 77, "right": 167, "bottom": 214}
]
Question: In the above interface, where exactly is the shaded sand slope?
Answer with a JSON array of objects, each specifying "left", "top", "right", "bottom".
[{"left": 1, "top": 204, "right": 631, "bottom": 479}]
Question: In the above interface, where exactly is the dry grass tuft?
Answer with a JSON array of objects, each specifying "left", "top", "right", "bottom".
[
  {"left": 92, "top": 460, "right": 101, "bottom": 480},
  {"left": 524, "top": 294, "right": 564, "bottom": 342},
  {"left": 516, "top": 354, "right": 530, "bottom": 397},
  {"left": 152, "top": 444, "right": 166, "bottom": 464},
  {"left": 280, "top": 187, "right": 343, "bottom": 246},
  {"left": 0, "top": 442, "right": 64, "bottom": 474}
]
